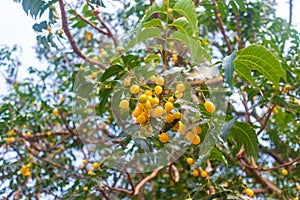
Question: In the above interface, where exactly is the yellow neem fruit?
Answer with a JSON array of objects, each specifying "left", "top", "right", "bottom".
[
  {"left": 201, "top": 170, "right": 207, "bottom": 178},
  {"left": 144, "top": 90, "right": 152, "bottom": 96},
  {"left": 26, "top": 132, "right": 31, "bottom": 137},
  {"left": 192, "top": 135, "right": 201, "bottom": 145},
  {"left": 173, "top": 111, "right": 182, "bottom": 119},
  {"left": 137, "top": 114, "right": 147, "bottom": 124},
  {"left": 171, "top": 55, "right": 178, "bottom": 63},
  {"left": 165, "top": 114, "right": 174, "bottom": 123},
  {"left": 130, "top": 85, "right": 140, "bottom": 94},
  {"left": 192, "top": 169, "right": 199, "bottom": 177},
  {"left": 177, "top": 121, "right": 186, "bottom": 135},
  {"left": 168, "top": 97, "right": 175, "bottom": 103},
  {"left": 132, "top": 108, "right": 142, "bottom": 117},
  {"left": 116, "top": 46, "right": 122, "bottom": 52},
  {"left": 156, "top": 77, "right": 165, "bottom": 86},
  {"left": 92, "top": 162, "right": 100, "bottom": 169},
  {"left": 154, "top": 86, "right": 163, "bottom": 95},
  {"left": 90, "top": 72, "right": 98, "bottom": 79},
  {"left": 159, "top": 132, "right": 169, "bottom": 143},
  {"left": 150, "top": 97, "right": 159, "bottom": 105},
  {"left": 119, "top": 100, "right": 129, "bottom": 109},
  {"left": 186, "top": 157, "right": 194, "bottom": 165},
  {"left": 6, "top": 137, "right": 15, "bottom": 143},
  {"left": 53, "top": 109, "right": 59, "bottom": 117},
  {"left": 296, "top": 185, "right": 300, "bottom": 191},
  {"left": 176, "top": 83, "right": 185, "bottom": 93},
  {"left": 164, "top": 102, "right": 174, "bottom": 112},
  {"left": 47, "top": 131, "right": 52, "bottom": 136},
  {"left": 151, "top": 106, "right": 164, "bottom": 118},
  {"left": 137, "top": 102, "right": 144, "bottom": 109},
  {"left": 145, "top": 100, "right": 152, "bottom": 109},
  {"left": 139, "top": 94, "right": 148, "bottom": 103},
  {"left": 150, "top": 75, "right": 157, "bottom": 82},
  {"left": 281, "top": 168, "right": 288, "bottom": 176},
  {"left": 284, "top": 84, "right": 292, "bottom": 90},
  {"left": 204, "top": 101, "right": 215, "bottom": 113},
  {"left": 186, "top": 132, "right": 195, "bottom": 142},
  {"left": 83, "top": 186, "right": 89, "bottom": 191},
  {"left": 192, "top": 126, "right": 202, "bottom": 134},
  {"left": 60, "top": 97, "right": 65, "bottom": 102},
  {"left": 82, "top": 159, "right": 88, "bottom": 165},
  {"left": 167, "top": 8, "right": 173, "bottom": 13},
  {"left": 88, "top": 170, "right": 94, "bottom": 175},
  {"left": 175, "top": 91, "right": 183, "bottom": 99},
  {"left": 123, "top": 77, "right": 131, "bottom": 86},
  {"left": 245, "top": 188, "right": 254, "bottom": 197},
  {"left": 294, "top": 99, "right": 300, "bottom": 105},
  {"left": 273, "top": 107, "right": 279, "bottom": 115}
]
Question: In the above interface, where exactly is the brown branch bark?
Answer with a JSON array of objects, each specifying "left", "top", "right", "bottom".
[
  {"left": 211, "top": 0, "right": 232, "bottom": 54},
  {"left": 58, "top": 0, "right": 107, "bottom": 69}
]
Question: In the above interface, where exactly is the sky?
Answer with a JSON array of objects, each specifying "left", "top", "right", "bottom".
[{"left": 0, "top": 0, "right": 299, "bottom": 93}]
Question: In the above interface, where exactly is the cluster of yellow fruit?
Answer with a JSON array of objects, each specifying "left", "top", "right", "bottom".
[
  {"left": 84, "top": 160, "right": 100, "bottom": 176},
  {"left": 20, "top": 164, "right": 31, "bottom": 177},
  {"left": 120, "top": 75, "right": 213, "bottom": 144},
  {"left": 119, "top": 75, "right": 216, "bottom": 145},
  {"left": 186, "top": 157, "right": 207, "bottom": 178}
]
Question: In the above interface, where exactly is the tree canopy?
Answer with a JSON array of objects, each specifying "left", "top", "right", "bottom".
[{"left": 0, "top": 0, "right": 300, "bottom": 199}]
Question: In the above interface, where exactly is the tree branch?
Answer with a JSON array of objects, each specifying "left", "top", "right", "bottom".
[{"left": 58, "top": 0, "right": 107, "bottom": 69}]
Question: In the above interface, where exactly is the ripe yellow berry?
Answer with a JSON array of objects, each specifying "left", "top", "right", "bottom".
[
  {"left": 159, "top": 132, "right": 169, "bottom": 143},
  {"left": 150, "top": 97, "right": 159, "bottom": 105},
  {"left": 138, "top": 94, "right": 147, "bottom": 103},
  {"left": 201, "top": 170, "right": 207, "bottom": 178},
  {"left": 133, "top": 107, "right": 143, "bottom": 117},
  {"left": 175, "top": 91, "right": 183, "bottom": 99},
  {"left": 89, "top": 72, "right": 98, "bottom": 79},
  {"left": 192, "top": 169, "right": 199, "bottom": 177},
  {"left": 119, "top": 100, "right": 129, "bottom": 109},
  {"left": 186, "top": 157, "right": 194, "bottom": 165},
  {"left": 151, "top": 106, "right": 164, "bottom": 118},
  {"left": 116, "top": 46, "right": 122, "bottom": 52},
  {"left": 165, "top": 114, "right": 174, "bottom": 123},
  {"left": 217, "top": 13, "right": 221, "bottom": 17},
  {"left": 173, "top": 111, "right": 182, "bottom": 119},
  {"left": 236, "top": 37, "right": 241, "bottom": 42},
  {"left": 177, "top": 121, "right": 187, "bottom": 135},
  {"left": 273, "top": 107, "right": 279, "bottom": 115},
  {"left": 204, "top": 101, "right": 215, "bottom": 113},
  {"left": 6, "top": 137, "right": 15, "bottom": 143},
  {"left": 192, "top": 135, "right": 201, "bottom": 145},
  {"left": 145, "top": 100, "right": 152, "bottom": 109},
  {"left": 284, "top": 84, "right": 292, "bottom": 90},
  {"left": 154, "top": 86, "right": 163, "bottom": 95},
  {"left": 164, "top": 102, "right": 174, "bottom": 112},
  {"left": 167, "top": 8, "right": 173, "bottom": 13},
  {"left": 47, "top": 131, "right": 52, "bottom": 136},
  {"left": 130, "top": 85, "right": 140, "bottom": 94},
  {"left": 294, "top": 99, "right": 300, "bottom": 105},
  {"left": 168, "top": 97, "right": 175, "bottom": 103},
  {"left": 83, "top": 186, "right": 89, "bottom": 191},
  {"left": 171, "top": 55, "right": 178, "bottom": 63},
  {"left": 296, "top": 185, "right": 300, "bottom": 191},
  {"left": 92, "top": 162, "right": 100, "bottom": 169},
  {"left": 137, "top": 114, "right": 147, "bottom": 124},
  {"left": 26, "top": 132, "right": 31, "bottom": 137},
  {"left": 88, "top": 170, "right": 94, "bottom": 175},
  {"left": 46, "top": 26, "right": 51, "bottom": 31},
  {"left": 176, "top": 83, "right": 185, "bottom": 93},
  {"left": 82, "top": 159, "right": 88, "bottom": 165},
  {"left": 155, "top": 77, "right": 165, "bottom": 86},
  {"left": 186, "top": 132, "right": 195, "bottom": 142},
  {"left": 137, "top": 102, "right": 144, "bottom": 109},
  {"left": 59, "top": 29, "right": 64, "bottom": 35},
  {"left": 60, "top": 97, "right": 65, "bottom": 102},
  {"left": 53, "top": 109, "right": 59, "bottom": 117},
  {"left": 144, "top": 90, "right": 152, "bottom": 96},
  {"left": 281, "top": 168, "right": 288, "bottom": 176},
  {"left": 150, "top": 75, "right": 156, "bottom": 82},
  {"left": 123, "top": 77, "right": 131, "bottom": 86},
  {"left": 192, "top": 126, "right": 202, "bottom": 135},
  {"left": 245, "top": 188, "right": 254, "bottom": 197}
]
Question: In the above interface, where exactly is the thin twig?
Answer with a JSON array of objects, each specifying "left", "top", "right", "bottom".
[{"left": 58, "top": 0, "right": 107, "bottom": 69}]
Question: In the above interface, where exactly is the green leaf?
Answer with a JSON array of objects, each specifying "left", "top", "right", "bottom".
[
  {"left": 173, "top": 0, "right": 198, "bottom": 37},
  {"left": 101, "top": 65, "right": 124, "bottom": 82},
  {"left": 22, "top": 0, "right": 46, "bottom": 19},
  {"left": 144, "top": 54, "right": 160, "bottom": 63},
  {"left": 222, "top": 50, "right": 236, "bottom": 87},
  {"left": 234, "top": 45, "right": 286, "bottom": 86},
  {"left": 141, "top": 19, "right": 162, "bottom": 28},
  {"left": 169, "top": 17, "right": 193, "bottom": 36},
  {"left": 209, "top": 147, "right": 227, "bottom": 164},
  {"left": 169, "top": 31, "right": 211, "bottom": 63},
  {"left": 229, "top": 121, "right": 259, "bottom": 160},
  {"left": 125, "top": 27, "right": 162, "bottom": 50},
  {"left": 143, "top": 2, "right": 165, "bottom": 22},
  {"left": 32, "top": 21, "right": 47, "bottom": 32}
]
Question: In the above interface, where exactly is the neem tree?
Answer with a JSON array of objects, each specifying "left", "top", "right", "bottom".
[{"left": 1, "top": 0, "right": 299, "bottom": 199}]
